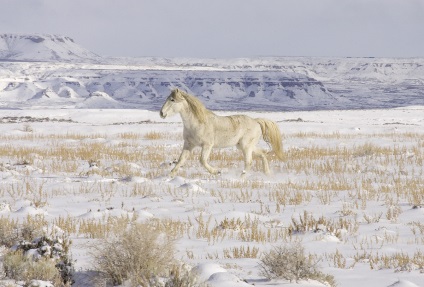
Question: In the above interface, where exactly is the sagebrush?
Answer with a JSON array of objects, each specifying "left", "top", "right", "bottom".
[
  {"left": 259, "top": 243, "right": 336, "bottom": 286},
  {"left": 91, "top": 222, "right": 175, "bottom": 286}
]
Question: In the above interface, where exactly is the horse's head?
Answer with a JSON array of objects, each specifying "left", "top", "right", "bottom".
[{"left": 160, "top": 88, "right": 186, "bottom": 119}]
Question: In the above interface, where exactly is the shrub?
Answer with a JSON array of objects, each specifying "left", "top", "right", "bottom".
[
  {"left": 0, "top": 217, "right": 19, "bottom": 247},
  {"left": 91, "top": 222, "right": 175, "bottom": 286},
  {"left": 2, "top": 235, "right": 74, "bottom": 286},
  {"left": 0, "top": 215, "right": 46, "bottom": 248},
  {"left": 2, "top": 250, "right": 62, "bottom": 285},
  {"left": 165, "top": 264, "right": 207, "bottom": 287},
  {"left": 259, "top": 243, "right": 336, "bottom": 287}
]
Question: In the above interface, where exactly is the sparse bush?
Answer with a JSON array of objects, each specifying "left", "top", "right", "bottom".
[
  {"left": 0, "top": 215, "right": 48, "bottom": 248},
  {"left": 259, "top": 243, "right": 336, "bottom": 287},
  {"left": 0, "top": 217, "right": 19, "bottom": 247},
  {"left": 22, "top": 123, "right": 34, "bottom": 133},
  {"left": 20, "top": 215, "right": 47, "bottom": 242},
  {"left": 165, "top": 264, "right": 207, "bottom": 287},
  {"left": 2, "top": 234, "right": 75, "bottom": 286},
  {"left": 91, "top": 222, "right": 175, "bottom": 286},
  {"left": 2, "top": 250, "right": 62, "bottom": 285}
]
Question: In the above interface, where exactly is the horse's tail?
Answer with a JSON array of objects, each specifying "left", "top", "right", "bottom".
[{"left": 256, "top": 118, "right": 284, "bottom": 161}]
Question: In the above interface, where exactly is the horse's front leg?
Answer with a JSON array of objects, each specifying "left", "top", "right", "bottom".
[
  {"left": 241, "top": 147, "right": 253, "bottom": 176},
  {"left": 170, "top": 142, "right": 193, "bottom": 177},
  {"left": 200, "top": 144, "right": 219, "bottom": 175}
]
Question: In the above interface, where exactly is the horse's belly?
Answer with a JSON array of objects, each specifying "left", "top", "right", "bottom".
[{"left": 214, "top": 134, "right": 241, "bottom": 148}]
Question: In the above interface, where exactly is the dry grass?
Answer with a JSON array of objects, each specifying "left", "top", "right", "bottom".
[
  {"left": 223, "top": 245, "right": 260, "bottom": 259},
  {"left": 0, "top": 217, "right": 19, "bottom": 247},
  {"left": 1, "top": 128, "right": 423, "bottom": 283},
  {"left": 326, "top": 249, "right": 424, "bottom": 272}
]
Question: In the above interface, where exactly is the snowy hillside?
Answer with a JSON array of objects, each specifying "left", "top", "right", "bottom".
[
  {"left": 0, "top": 34, "right": 423, "bottom": 110},
  {"left": 0, "top": 34, "right": 101, "bottom": 63}
]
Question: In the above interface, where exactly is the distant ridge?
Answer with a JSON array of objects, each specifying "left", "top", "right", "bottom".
[
  {"left": 0, "top": 33, "right": 101, "bottom": 62},
  {"left": 0, "top": 34, "right": 423, "bottom": 110}
]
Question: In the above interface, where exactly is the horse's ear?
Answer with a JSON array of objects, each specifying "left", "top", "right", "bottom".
[{"left": 174, "top": 88, "right": 184, "bottom": 100}]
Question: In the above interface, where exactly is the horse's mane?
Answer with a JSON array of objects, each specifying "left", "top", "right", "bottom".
[{"left": 179, "top": 90, "right": 212, "bottom": 123}]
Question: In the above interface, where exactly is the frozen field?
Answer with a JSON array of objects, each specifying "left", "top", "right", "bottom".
[{"left": 0, "top": 107, "right": 423, "bottom": 287}]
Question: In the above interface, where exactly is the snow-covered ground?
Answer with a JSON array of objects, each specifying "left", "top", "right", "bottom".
[{"left": 0, "top": 107, "right": 422, "bottom": 287}]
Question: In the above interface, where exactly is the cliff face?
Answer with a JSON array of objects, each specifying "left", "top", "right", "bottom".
[
  {"left": 0, "top": 64, "right": 337, "bottom": 110},
  {"left": 0, "top": 34, "right": 423, "bottom": 110}
]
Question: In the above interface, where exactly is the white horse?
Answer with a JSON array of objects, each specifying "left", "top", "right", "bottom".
[{"left": 159, "top": 89, "right": 284, "bottom": 177}]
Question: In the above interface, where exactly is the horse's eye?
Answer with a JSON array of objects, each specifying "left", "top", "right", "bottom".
[{"left": 170, "top": 98, "right": 175, "bottom": 102}]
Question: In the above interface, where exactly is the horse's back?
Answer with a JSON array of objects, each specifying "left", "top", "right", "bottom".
[
  {"left": 211, "top": 114, "right": 261, "bottom": 148},
  {"left": 212, "top": 114, "right": 258, "bottom": 133}
]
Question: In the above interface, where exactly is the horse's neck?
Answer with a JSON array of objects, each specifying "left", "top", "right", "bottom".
[{"left": 179, "top": 107, "right": 207, "bottom": 130}]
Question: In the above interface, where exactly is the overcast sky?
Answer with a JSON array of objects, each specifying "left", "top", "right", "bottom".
[{"left": 1, "top": 0, "right": 424, "bottom": 58}]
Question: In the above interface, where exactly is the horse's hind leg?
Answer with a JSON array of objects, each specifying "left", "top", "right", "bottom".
[{"left": 200, "top": 144, "right": 219, "bottom": 175}]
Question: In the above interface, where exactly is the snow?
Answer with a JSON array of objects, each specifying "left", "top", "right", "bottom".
[
  {"left": 32, "top": 280, "right": 55, "bottom": 287},
  {"left": 0, "top": 107, "right": 422, "bottom": 287},
  {"left": 0, "top": 33, "right": 423, "bottom": 287},
  {"left": 387, "top": 280, "right": 421, "bottom": 287},
  {"left": 0, "top": 33, "right": 100, "bottom": 62},
  {"left": 0, "top": 34, "right": 423, "bottom": 111},
  {"left": 191, "top": 263, "right": 227, "bottom": 282}
]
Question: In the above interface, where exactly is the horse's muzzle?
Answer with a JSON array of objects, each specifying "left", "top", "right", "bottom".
[{"left": 160, "top": 110, "right": 166, "bottom": 119}]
